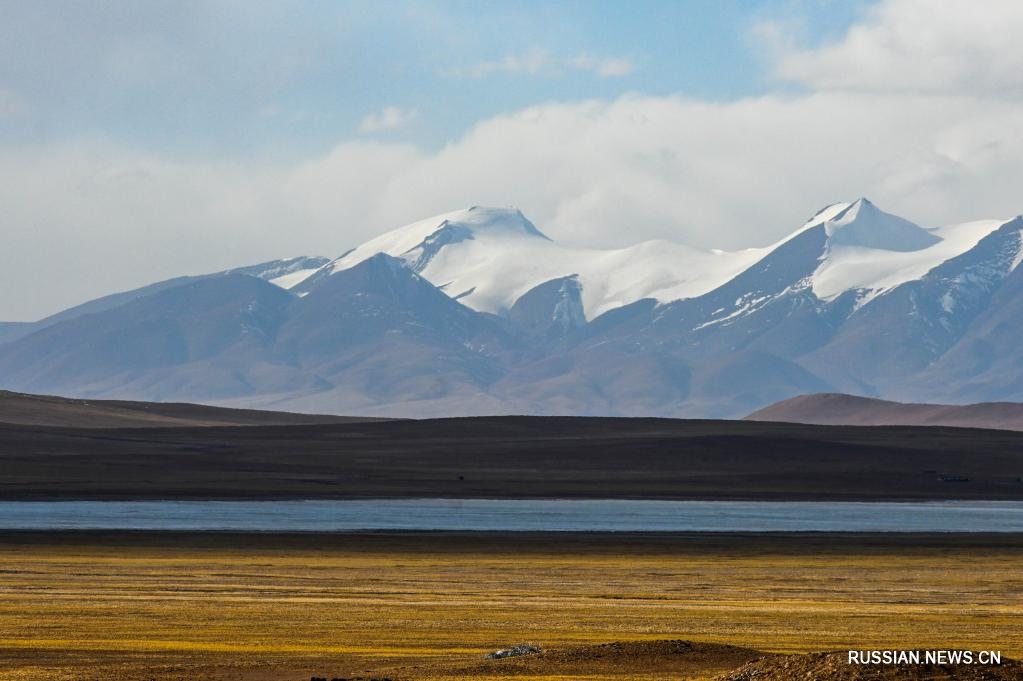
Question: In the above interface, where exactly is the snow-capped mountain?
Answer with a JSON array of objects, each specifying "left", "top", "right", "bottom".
[
  {"left": 288, "top": 206, "right": 767, "bottom": 319},
  {"left": 1, "top": 199, "right": 1021, "bottom": 418},
  {"left": 279, "top": 200, "right": 1011, "bottom": 323}
]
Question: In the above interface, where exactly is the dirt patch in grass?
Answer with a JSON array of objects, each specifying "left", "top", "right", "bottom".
[{"left": 446, "top": 639, "right": 767, "bottom": 679}]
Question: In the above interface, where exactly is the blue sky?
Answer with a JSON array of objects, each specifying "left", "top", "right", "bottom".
[
  {"left": 3, "top": 0, "right": 1022, "bottom": 321},
  {"left": 0, "top": 1, "right": 870, "bottom": 159}
]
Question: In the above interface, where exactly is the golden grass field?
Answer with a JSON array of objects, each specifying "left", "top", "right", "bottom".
[{"left": 0, "top": 532, "right": 1021, "bottom": 681}]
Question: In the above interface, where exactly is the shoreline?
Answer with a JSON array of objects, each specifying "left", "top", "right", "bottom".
[
  {"left": 4, "top": 529, "right": 1023, "bottom": 547},
  {"left": 2, "top": 492, "right": 1022, "bottom": 500}
]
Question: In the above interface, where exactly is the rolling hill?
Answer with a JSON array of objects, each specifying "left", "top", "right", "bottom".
[
  {"left": 747, "top": 393, "right": 1023, "bottom": 432},
  {"left": 0, "top": 390, "right": 386, "bottom": 428}
]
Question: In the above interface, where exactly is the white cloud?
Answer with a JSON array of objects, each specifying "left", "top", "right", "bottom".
[
  {"left": 451, "top": 48, "right": 633, "bottom": 79},
  {"left": 569, "top": 53, "right": 634, "bottom": 77},
  {"left": 764, "top": 0, "right": 1023, "bottom": 97},
  {"left": 361, "top": 93, "right": 1023, "bottom": 248},
  {"left": 358, "top": 106, "right": 418, "bottom": 133},
  {"left": 457, "top": 47, "right": 553, "bottom": 78}
]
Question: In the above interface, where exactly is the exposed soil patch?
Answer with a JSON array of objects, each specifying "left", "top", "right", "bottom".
[{"left": 444, "top": 639, "right": 768, "bottom": 678}]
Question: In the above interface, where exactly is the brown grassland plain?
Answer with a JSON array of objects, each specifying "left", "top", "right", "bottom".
[{"left": 0, "top": 532, "right": 1020, "bottom": 681}]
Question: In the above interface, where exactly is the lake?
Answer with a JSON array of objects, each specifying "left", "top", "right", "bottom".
[{"left": 0, "top": 499, "right": 1021, "bottom": 532}]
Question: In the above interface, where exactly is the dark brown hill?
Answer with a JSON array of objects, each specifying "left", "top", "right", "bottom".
[
  {"left": 2, "top": 415, "right": 1023, "bottom": 500},
  {"left": 747, "top": 393, "right": 1023, "bottom": 432},
  {"left": 0, "top": 390, "right": 387, "bottom": 428}
]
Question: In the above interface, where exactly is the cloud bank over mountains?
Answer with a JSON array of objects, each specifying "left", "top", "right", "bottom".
[
  {"left": 2, "top": 0, "right": 1022, "bottom": 321},
  {"left": 765, "top": 0, "right": 1023, "bottom": 97}
]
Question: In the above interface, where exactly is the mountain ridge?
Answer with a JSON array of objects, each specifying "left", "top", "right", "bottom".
[{"left": 2, "top": 199, "right": 1022, "bottom": 418}]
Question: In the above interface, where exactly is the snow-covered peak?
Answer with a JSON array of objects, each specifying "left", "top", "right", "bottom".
[
  {"left": 289, "top": 206, "right": 764, "bottom": 320},
  {"left": 282, "top": 200, "right": 1015, "bottom": 322},
  {"left": 823, "top": 198, "right": 939, "bottom": 252},
  {"left": 807, "top": 201, "right": 854, "bottom": 229},
  {"left": 757, "top": 201, "right": 852, "bottom": 251},
  {"left": 454, "top": 206, "right": 549, "bottom": 239},
  {"left": 812, "top": 208, "right": 1011, "bottom": 303},
  {"left": 766, "top": 198, "right": 1008, "bottom": 306},
  {"left": 341, "top": 206, "right": 546, "bottom": 269}
]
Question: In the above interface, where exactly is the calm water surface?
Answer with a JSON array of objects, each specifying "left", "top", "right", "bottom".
[{"left": 0, "top": 499, "right": 1021, "bottom": 532}]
